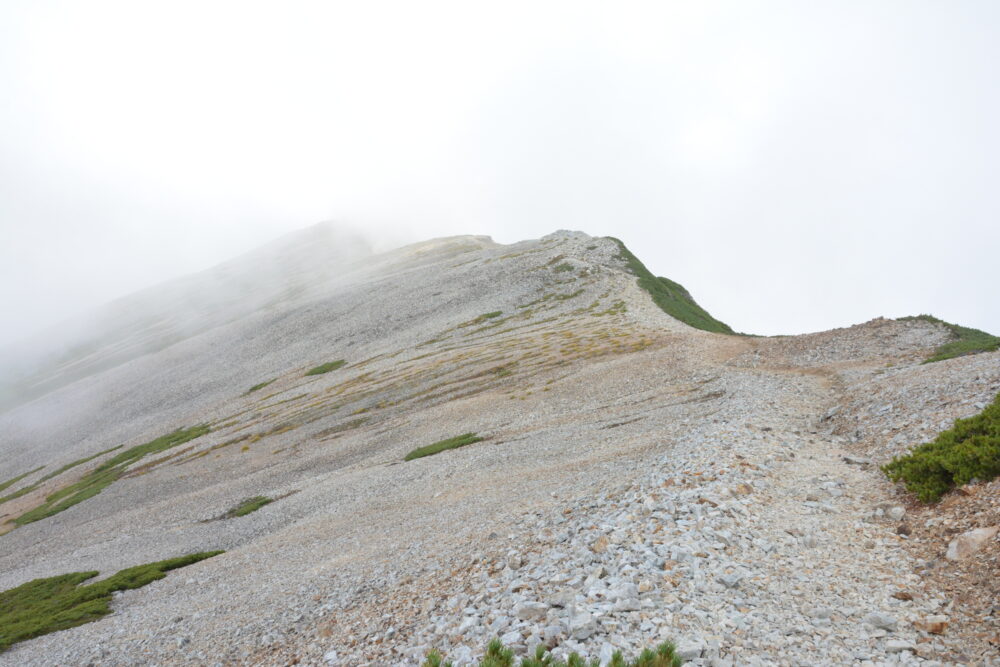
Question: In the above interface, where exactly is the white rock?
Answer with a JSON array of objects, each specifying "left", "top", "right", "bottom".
[
  {"left": 568, "top": 611, "right": 597, "bottom": 640},
  {"left": 945, "top": 526, "right": 999, "bottom": 561}
]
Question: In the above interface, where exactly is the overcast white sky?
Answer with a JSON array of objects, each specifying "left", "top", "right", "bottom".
[{"left": 2, "top": 0, "right": 998, "bottom": 346}]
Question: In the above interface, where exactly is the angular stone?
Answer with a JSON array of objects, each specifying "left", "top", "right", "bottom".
[
  {"left": 914, "top": 615, "right": 949, "bottom": 635},
  {"left": 675, "top": 639, "right": 704, "bottom": 661},
  {"left": 863, "top": 612, "right": 898, "bottom": 632},
  {"left": 885, "top": 639, "right": 915, "bottom": 653},
  {"left": 514, "top": 601, "right": 549, "bottom": 622},
  {"left": 945, "top": 526, "right": 999, "bottom": 561},
  {"left": 568, "top": 611, "right": 597, "bottom": 640}
]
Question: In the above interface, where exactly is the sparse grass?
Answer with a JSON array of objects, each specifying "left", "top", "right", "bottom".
[
  {"left": 883, "top": 391, "right": 1000, "bottom": 502},
  {"left": 225, "top": 495, "right": 273, "bottom": 518},
  {"left": 246, "top": 378, "right": 276, "bottom": 394},
  {"left": 608, "top": 237, "right": 734, "bottom": 334},
  {"left": 460, "top": 311, "right": 504, "bottom": 327},
  {"left": 0, "top": 468, "right": 43, "bottom": 495},
  {"left": 305, "top": 360, "right": 346, "bottom": 376},
  {"left": 13, "top": 425, "right": 210, "bottom": 527},
  {"left": 898, "top": 315, "right": 1000, "bottom": 363},
  {"left": 36, "top": 446, "right": 123, "bottom": 484},
  {"left": 423, "top": 638, "right": 684, "bottom": 667},
  {"left": 0, "top": 551, "right": 223, "bottom": 652},
  {"left": 553, "top": 262, "right": 574, "bottom": 272},
  {"left": 404, "top": 432, "right": 484, "bottom": 461}
]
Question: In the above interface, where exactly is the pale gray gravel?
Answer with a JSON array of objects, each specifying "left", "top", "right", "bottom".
[{"left": 0, "top": 229, "right": 994, "bottom": 666}]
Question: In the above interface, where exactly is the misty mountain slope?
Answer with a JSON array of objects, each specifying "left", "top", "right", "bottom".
[
  {"left": 0, "top": 229, "right": 995, "bottom": 666},
  {"left": 0, "top": 222, "right": 376, "bottom": 413}
]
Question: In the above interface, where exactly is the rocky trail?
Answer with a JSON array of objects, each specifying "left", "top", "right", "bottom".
[{"left": 255, "top": 358, "right": 995, "bottom": 666}]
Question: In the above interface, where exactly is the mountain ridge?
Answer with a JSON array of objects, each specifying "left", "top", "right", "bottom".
[{"left": 0, "top": 227, "right": 997, "bottom": 665}]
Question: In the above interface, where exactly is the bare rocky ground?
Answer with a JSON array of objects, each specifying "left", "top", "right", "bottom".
[{"left": 0, "top": 228, "right": 996, "bottom": 666}]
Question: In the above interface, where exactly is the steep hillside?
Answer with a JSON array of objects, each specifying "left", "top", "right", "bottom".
[
  {"left": 0, "top": 223, "right": 373, "bottom": 412},
  {"left": 0, "top": 229, "right": 996, "bottom": 666}
]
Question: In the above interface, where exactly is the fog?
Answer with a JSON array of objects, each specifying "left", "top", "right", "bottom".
[{"left": 2, "top": 0, "right": 999, "bottom": 349}]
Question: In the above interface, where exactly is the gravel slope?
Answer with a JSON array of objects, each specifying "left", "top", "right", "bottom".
[{"left": 0, "top": 229, "right": 996, "bottom": 666}]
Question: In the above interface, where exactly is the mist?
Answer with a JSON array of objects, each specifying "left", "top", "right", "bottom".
[{"left": 2, "top": 0, "right": 999, "bottom": 349}]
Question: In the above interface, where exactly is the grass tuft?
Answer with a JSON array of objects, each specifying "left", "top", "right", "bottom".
[
  {"left": 423, "top": 638, "right": 684, "bottom": 666},
  {"left": 13, "top": 426, "right": 210, "bottom": 527},
  {"left": 883, "top": 391, "right": 1000, "bottom": 502},
  {"left": 0, "top": 551, "right": 223, "bottom": 652},
  {"left": 305, "top": 360, "right": 347, "bottom": 376},
  {"left": 225, "top": 495, "right": 274, "bottom": 518},
  {"left": 898, "top": 315, "right": 1000, "bottom": 363},
  {"left": 0, "top": 468, "right": 44, "bottom": 495},
  {"left": 607, "top": 238, "right": 734, "bottom": 335},
  {"left": 246, "top": 379, "right": 276, "bottom": 394},
  {"left": 404, "top": 433, "right": 484, "bottom": 461}
]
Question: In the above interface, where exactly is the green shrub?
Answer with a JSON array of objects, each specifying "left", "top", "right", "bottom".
[
  {"left": 225, "top": 495, "right": 273, "bottom": 518},
  {"left": 423, "top": 638, "right": 684, "bottom": 667},
  {"left": 404, "top": 433, "right": 484, "bottom": 461},
  {"left": 305, "top": 360, "right": 346, "bottom": 376},
  {"left": 898, "top": 315, "right": 1000, "bottom": 363},
  {"left": 882, "top": 392, "right": 1000, "bottom": 502},
  {"left": 553, "top": 263, "right": 574, "bottom": 273},
  {"left": 0, "top": 551, "right": 223, "bottom": 652},
  {"left": 14, "top": 425, "right": 210, "bottom": 526},
  {"left": 607, "top": 238, "right": 734, "bottom": 335}
]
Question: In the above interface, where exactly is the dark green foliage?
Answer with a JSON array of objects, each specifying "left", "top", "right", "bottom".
[
  {"left": 607, "top": 238, "right": 734, "bottom": 335},
  {"left": 14, "top": 426, "right": 210, "bottom": 526},
  {"left": 305, "top": 360, "right": 347, "bottom": 376},
  {"left": 422, "top": 639, "right": 684, "bottom": 667},
  {"left": 404, "top": 433, "right": 484, "bottom": 461},
  {"left": 225, "top": 495, "right": 274, "bottom": 518},
  {"left": 883, "top": 392, "right": 1000, "bottom": 502},
  {"left": 0, "top": 551, "right": 222, "bottom": 652},
  {"left": 553, "top": 263, "right": 574, "bottom": 273},
  {"left": 246, "top": 379, "right": 276, "bottom": 394},
  {"left": 898, "top": 315, "right": 1000, "bottom": 363}
]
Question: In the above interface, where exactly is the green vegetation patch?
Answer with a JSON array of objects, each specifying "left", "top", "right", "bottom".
[
  {"left": 246, "top": 378, "right": 276, "bottom": 394},
  {"left": 404, "top": 432, "right": 484, "bottom": 461},
  {"left": 225, "top": 495, "right": 273, "bottom": 518},
  {"left": 14, "top": 425, "right": 210, "bottom": 527},
  {"left": 460, "top": 311, "right": 504, "bottom": 327},
  {"left": 0, "top": 467, "right": 43, "bottom": 495},
  {"left": 898, "top": 315, "right": 1000, "bottom": 363},
  {"left": 0, "top": 550, "right": 222, "bottom": 652},
  {"left": 553, "top": 262, "right": 575, "bottom": 273},
  {"left": 37, "top": 446, "right": 124, "bottom": 485},
  {"left": 883, "top": 391, "right": 1000, "bottom": 502},
  {"left": 423, "top": 638, "right": 683, "bottom": 667},
  {"left": 305, "top": 360, "right": 347, "bottom": 376},
  {"left": 608, "top": 238, "right": 734, "bottom": 334}
]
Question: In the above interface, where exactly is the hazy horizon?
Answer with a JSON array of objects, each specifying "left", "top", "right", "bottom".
[{"left": 3, "top": 1, "right": 999, "bottom": 347}]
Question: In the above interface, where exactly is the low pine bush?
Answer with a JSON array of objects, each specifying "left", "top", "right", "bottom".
[
  {"left": 305, "top": 360, "right": 346, "bottom": 376},
  {"left": 423, "top": 638, "right": 684, "bottom": 667},
  {"left": 0, "top": 551, "right": 222, "bottom": 652},
  {"left": 225, "top": 495, "right": 273, "bottom": 518},
  {"left": 404, "top": 433, "right": 484, "bottom": 461},
  {"left": 882, "top": 391, "right": 1000, "bottom": 502},
  {"left": 898, "top": 315, "right": 1000, "bottom": 363}
]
